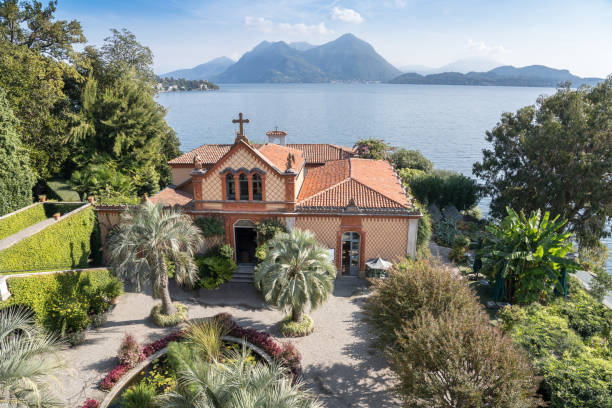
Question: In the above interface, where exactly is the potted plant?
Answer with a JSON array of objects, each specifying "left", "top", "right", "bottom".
[
  {"left": 87, "top": 196, "right": 95, "bottom": 204},
  {"left": 53, "top": 212, "right": 61, "bottom": 220}
]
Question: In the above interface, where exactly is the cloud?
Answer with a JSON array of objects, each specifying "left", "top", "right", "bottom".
[
  {"left": 244, "top": 16, "right": 333, "bottom": 36},
  {"left": 467, "top": 39, "right": 507, "bottom": 55},
  {"left": 331, "top": 6, "right": 364, "bottom": 24}
]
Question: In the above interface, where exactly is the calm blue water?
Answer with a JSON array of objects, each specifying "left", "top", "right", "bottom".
[{"left": 156, "top": 83, "right": 611, "bottom": 272}]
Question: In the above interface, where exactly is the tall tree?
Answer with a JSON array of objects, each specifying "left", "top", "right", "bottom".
[
  {"left": 0, "top": 88, "right": 36, "bottom": 216},
  {"left": 107, "top": 202, "right": 203, "bottom": 316},
  {"left": 473, "top": 79, "right": 612, "bottom": 248}
]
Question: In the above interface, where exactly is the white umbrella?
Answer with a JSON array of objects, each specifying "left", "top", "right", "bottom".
[{"left": 365, "top": 257, "right": 392, "bottom": 270}]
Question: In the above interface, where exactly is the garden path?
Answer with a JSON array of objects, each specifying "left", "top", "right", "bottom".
[
  {"left": 0, "top": 218, "right": 55, "bottom": 251},
  {"left": 58, "top": 278, "right": 399, "bottom": 407}
]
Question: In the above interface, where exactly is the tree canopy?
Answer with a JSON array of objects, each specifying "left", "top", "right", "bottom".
[{"left": 473, "top": 79, "right": 612, "bottom": 248}]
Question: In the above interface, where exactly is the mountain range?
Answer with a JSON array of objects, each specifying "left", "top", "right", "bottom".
[
  {"left": 390, "top": 65, "right": 603, "bottom": 87},
  {"left": 160, "top": 34, "right": 604, "bottom": 87}
]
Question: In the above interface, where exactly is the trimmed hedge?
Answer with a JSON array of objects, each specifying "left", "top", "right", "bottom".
[
  {"left": 46, "top": 178, "right": 80, "bottom": 201},
  {"left": 0, "top": 203, "right": 47, "bottom": 240},
  {"left": 0, "top": 205, "right": 98, "bottom": 273},
  {"left": 0, "top": 268, "right": 121, "bottom": 328}
]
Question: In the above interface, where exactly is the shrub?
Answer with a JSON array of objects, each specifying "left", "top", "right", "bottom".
[
  {"left": 278, "top": 341, "right": 302, "bottom": 378},
  {"left": 46, "top": 178, "right": 81, "bottom": 202},
  {"left": 416, "top": 206, "right": 432, "bottom": 258},
  {"left": 578, "top": 241, "right": 609, "bottom": 271},
  {"left": 353, "top": 138, "right": 392, "bottom": 160},
  {"left": 219, "top": 243, "right": 234, "bottom": 260},
  {"left": 398, "top": 168, "right": 426, "bottom": 187},
  {"left": 194, "top": 216, "right": 225, "bottom": 238},
  {"left": 539, "top": 353, "right": 612, "bottom": 408},
  {"left": 118, "top": 333, "right": 143, "bottom": 368},
  {"left": 433, "top": 217, "right": 459, "bottom": 247},
  {"left": 184, "top": 319, "right": 226, "bottom": 361},
  {"left": 0, "top": 203, "right": 47, "bottom": 240},
  {"left": 100, "top": 364, "right": 130, "bottom": 390},
  {"left": 80, "top": 399, "right": 99, "bottom": 408},
  {"left": 45, "top": 295, "right": 90, "bottom": 335},
  {"left": 255, "top": 218, "right": 287, "bottom": 245},
  {"left": 279, "top": 314, "right": 314, "bottom": 337},
  {"left": 0, "top": 206, "right": 98, "bottom": 272},
  {"left": 448, "top": 246, "right": 467, "bottom": 264},
  {"left": 195, "top": 255, "right": 237, "bottom": 289},
  {"left": 388, "top": 309, "right": 534, "bottom": 408},
  {"left": 364, "top": 259, "right": 480, "bottom": 347},
  {"left": 390, "top": 148, "right": 433, "bottom": 172},
  {"left": 0, "top": 269, "right": 122, "bottom": 330},
  {"left": 407, "top": 172, "right": 480, "bottom": 211},
  {"left": 121, "top": 383, "right": 156, "bottom": 408},
  {"left": 590, "top": 268, "right": 612, "bottom": 303},
  {"left": 151, "top": 303, "right": 188, "bottom": 327},
  {"left": 550, "top": 289, "right": 612, "bottom": 339}
]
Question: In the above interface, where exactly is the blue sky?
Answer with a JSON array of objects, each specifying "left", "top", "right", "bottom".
[{"left": 55, "top": 0, "right": 612, "bottom": 77}]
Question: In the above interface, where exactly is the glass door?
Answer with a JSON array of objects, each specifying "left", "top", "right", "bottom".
[{"left": 341, "top": 232, "right": 361, "bottom": 276}]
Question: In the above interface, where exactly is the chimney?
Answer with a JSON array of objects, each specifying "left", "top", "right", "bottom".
[{"left": 266, "top": 128, "right": 287, "bottom": 146}]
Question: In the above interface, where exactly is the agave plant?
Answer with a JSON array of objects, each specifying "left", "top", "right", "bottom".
[
  {"left": 254, "top": 229, "right": 335, "bottom": 324},
  {"left": 106, "top": 201, "right": 203, "bottom": 315},
  {"left": 155, "top": 348, "right": 322, "bottom": 408},
  {"left": 479, "top": 207, "right": 578, "bottom": 304},
  {"left": 0, "top": 307, "right": 64, "bottom": 408}
]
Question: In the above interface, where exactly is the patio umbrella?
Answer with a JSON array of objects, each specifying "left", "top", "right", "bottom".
[{"left": 365, "top": 257, "right": 393, "bottom": 270}]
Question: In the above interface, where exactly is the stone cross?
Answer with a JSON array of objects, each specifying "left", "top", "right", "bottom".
[{"left": 232, "top": 112, "right": 250, "bottom": 136}]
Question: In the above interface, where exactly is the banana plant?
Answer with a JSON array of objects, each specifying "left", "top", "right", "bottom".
[{"left": 479, "top": 207, "right": 578, "bottom": 304}]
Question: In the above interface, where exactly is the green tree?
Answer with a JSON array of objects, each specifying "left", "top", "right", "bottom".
[
  {"left": 157, "top": 349, "right": 322, "bottom": 408},
  {"left": 0, "top": 88, "right": 35, "bottom": 216},
  {"left": 106, "top": 202, "right": 203, "bottom": 316},
  {"left": 254, "top": 229, "right": 335, "bottom": 325},
  {"left": 0, "top": 307, "right": 64, "bottom": 408},
  {"left": 353, "top": 138, "right": 392, "bottom": 160},
  {"left": 473, "top": 79, "right": 612, "bottom": 248},
  {"left": 480, "top": 207, "right": 578, "bottom": 304},
  {"left": 390, "top": 148, "right": 433, "bottom": 172},
  {"left": 70, "top": 162, "right": 135, "bottom": 200},
  {"left": 0, "top": 0, "right": 85, "bottom": 59}
]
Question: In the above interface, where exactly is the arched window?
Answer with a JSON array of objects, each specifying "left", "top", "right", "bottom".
[
  {"left": 225, "top": 174, "right": 235, "bottom": 200},
  {"left": 252, "top": 173, "right": 263, "bottom": 200},
  {"left": 239, "top": 174, "right": 249, "bottom": 200}
]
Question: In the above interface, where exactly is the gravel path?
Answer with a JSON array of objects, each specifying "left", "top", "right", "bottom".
[{"left": 58, "top": 278, "right": 399, "bottom": 407}]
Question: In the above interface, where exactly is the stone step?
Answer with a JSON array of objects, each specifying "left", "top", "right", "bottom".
[{"left": 231, "top": 264, "right": 255, "bottom": 283}]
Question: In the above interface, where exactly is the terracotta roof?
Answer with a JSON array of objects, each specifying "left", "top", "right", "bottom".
[
  {"left": 168, "top": 143, "right": 354, "bottom": 166},
  {"left": 149, "top": 187, "right": 193, "bottom": 206},
  {"left": 287, "top": 144, "right": 355, "bottom": 163},
  {"left": 257, "top": 144, "right": 306, "bottom": 172},
  {"left": 297, "top": 158, "right": 412, "bottom": 211}
]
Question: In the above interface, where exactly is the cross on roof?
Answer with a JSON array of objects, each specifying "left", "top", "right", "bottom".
[{"left": 232, "top": 112, "right": 249, "bottom": 136}]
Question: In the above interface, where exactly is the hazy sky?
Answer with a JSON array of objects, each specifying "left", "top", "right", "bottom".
[{"left": 55, "top": 0, "right": 612, "bottom": 77}]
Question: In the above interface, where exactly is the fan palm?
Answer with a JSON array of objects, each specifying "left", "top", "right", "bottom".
[
  {"left": 106, "top": 201, "right": 203, "bottom": 315},
  {"left": 0, "top": 307, "right": 64, "bottom": 408},
  {"left": 254, "top": 229, "right": 335, "bottom": 323},
  {"left": 155, "top": 348, "right": 322, "bottom": 408}
]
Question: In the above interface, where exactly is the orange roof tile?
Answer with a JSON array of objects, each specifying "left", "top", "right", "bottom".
[
  {"left": 297, "top": 158, "right": 411, "bottom": 211},
  {"left": 149, "top": 187, "right": 193, "bottom": 206},
  {"left": 168, "top": 144, "right": 232, "bottom": 164},
  {"left": 257, "top": 144, "right": 306, "bottom": 172}
]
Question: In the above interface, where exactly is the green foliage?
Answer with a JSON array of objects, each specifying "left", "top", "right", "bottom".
[
  {"left": 0, "top": 88, "right": 36, "bottom": 216},
  {"left": 0, "top": 268, "right": 121, "bottom": 334},
  {"left": 353, "top": 138, "right": 392, "bottom": 160},
  {"left": 389, "top": 309, "right": 534, "bottom": 408},
  {"left": 70, "top": 162, "right": 135, "bottom": 200},
  {"left": 416, "top": 206, "right": 432, "bottom": 258},
  {"left": 255, "top": 218, "right": 287, "bottom": 245},
  {"left": 279, "top": 314, "right": 314, "bottom": 337},
  {"left": 184, "top": 319, "right": 227, "bottom": 361},
  {"left": 0, "top": 206, "right": 98, "bottom": 272},
  {"left": 407, "top": 171, "right": 480, "bottom": 211},
  {"left": 142, "top": 356, "right": 177, "bottom": 394},
  {"left": 254, "top": 229, "right": 335, "bottom": 324},
  {"left": 480, "top": 207, "right": 578, "bottom": 304},
  {"left": 194, "top": 216, "right": 225, "bottom": 238},
  {"left": 433, "top": 217, "right": 459, "bottom": 247},
  {"left": 448, "top": 246, "right": 468, "bottom": 264},
  {"left": 398, "top": 168, "right": 426, "bottom": 187},
  {"left": 45, "top": 178, "right": 80, "bottom": 202},
  {"left": 118, "top": 333, "right": 142, "bottom": 368},
  {"left": 364, "top": 259, "right": 481, "bottom": 347},
  {"left": 151, "top": 303, "right": 188, "bottom": 327},
  {"left": 548, "top": 288, "right": 611, "bottom": 339},
  {"left": 0, "top": 306, "right": 64, "bottom": 407},
  {"left": 255, "top": 244, "right": 268, "bottom": 261},
  {"left": 590, "top": 268, "right": 612, "bottom": 303},
  {"left": 390, "top": 148, "right": 433, "bottom": 172},
  {"left": 195, "top": 255, "right": 237, "bottom": 289},
  {"left": 0, "top": 203, "right": 46, "bottom": 240},
  {"left": 579, "top": 241, "right": 609, "bottom": 271},
  {"left": 473, "top": 79, "right": 612, "bottom": 248},
  {"left": 121, "top": 383, "right": 156, "bottom": 408}
]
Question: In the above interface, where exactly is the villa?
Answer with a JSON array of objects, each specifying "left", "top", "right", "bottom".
[{"left": 97, "top": 113, "right": 421, "bottom": 278}]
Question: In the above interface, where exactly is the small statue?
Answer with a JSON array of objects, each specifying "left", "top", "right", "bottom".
[
  {"left": 286, "top": 153, "right": 295, "bottom": 171},
  {"left": 193, "top": 154, "right": 203, "bottom": 170}
]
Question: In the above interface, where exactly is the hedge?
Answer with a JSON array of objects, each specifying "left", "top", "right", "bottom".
[
  {"left": 0, "top": 203, "right": 47, "bottom": 240},
  {"left": 0, "top": 205, "right": 99, "bottom": 273},
  {"left": 0, "top": 268, "right": 119, "bottom": 326},
  {"left": 46, "top": 178, "right": 80, "bottom": 201}
]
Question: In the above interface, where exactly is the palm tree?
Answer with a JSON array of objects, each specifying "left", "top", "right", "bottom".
[
  {"left": 0, "top": 307, "right": 64, "bottom": 408},
  {"left": 254, "top": 229, "right": 335, "bottom": 323},
  {"left": 155, "top": 349, "right": 322, "bottom": 408},
  {"left": 107, "top": 201, "right": 203, "bottom": 315}
]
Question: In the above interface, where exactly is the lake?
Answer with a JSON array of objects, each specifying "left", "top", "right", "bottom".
[{"left": 156, "top": 83, "right": 611, "bottom": 272}]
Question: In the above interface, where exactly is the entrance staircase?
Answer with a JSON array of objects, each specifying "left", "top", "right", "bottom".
[{"left": 231, "top": 263, "right": 255, "bottom": 283}]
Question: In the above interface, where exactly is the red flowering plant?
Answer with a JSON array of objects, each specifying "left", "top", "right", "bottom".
[
  {"left": 117, "top": 333, "right": 142, "bottom": 368},
  {"left": 80, "top": 398, "right": 99, "bottom": 408}
]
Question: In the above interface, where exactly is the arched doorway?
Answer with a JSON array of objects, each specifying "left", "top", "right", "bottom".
[
  {"left": 341, "top": 231, "right": 361, "bottom": 276},
  {"left": 234, "top": 220, "right": 257, "bottom": 264}
]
